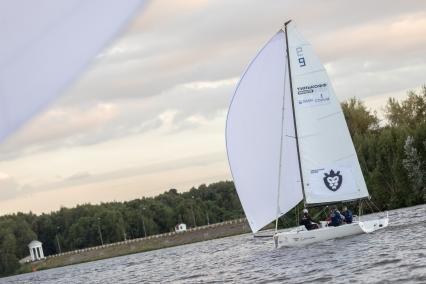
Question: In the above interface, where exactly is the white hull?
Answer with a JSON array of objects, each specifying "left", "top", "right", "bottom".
[{"left": 274, "top": 217, "right": 389, "bottom": 247}]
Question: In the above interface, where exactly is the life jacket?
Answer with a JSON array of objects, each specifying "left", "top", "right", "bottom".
[
  {"left": 300, "top": 215, "right": 314, "bottom": 230},
  {"left": 330, "top": 211, "right": 342, "bottom": 226},
  {"left": 343, "top": 210, "right": 353, "bottom": 223}
]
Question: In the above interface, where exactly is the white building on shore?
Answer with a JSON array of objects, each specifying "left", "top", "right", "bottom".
[
  {"left": 28, "top": 240, "right": 45, "bottom": 261},
  {"left": 175, "top": 223, "right": 187, "bottom": 233}
]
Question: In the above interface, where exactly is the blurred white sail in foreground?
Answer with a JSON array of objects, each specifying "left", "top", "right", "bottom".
[{"left": 0, "top": 0, "right": 145, "bottom": 143}]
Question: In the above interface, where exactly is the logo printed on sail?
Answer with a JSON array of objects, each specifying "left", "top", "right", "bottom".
[
  {"left": 296, "top": 83, "right": 330, "bottom": 106},
  {"left": 296, "top": 47, "right": 306, "bottom": 67},
  {"left": 323, "top": 170, "right": 342, "bottom": 191},
  {"left": 297, "top": 83, "right": 327, "bottom": 95}
]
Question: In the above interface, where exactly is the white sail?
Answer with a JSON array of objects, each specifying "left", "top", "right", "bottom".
[
  {"left": 226, "top": 31, "right": 303, "bottom": 233},
  {"left": 286, "top": 22, "right": 369, "bottom": 205}
]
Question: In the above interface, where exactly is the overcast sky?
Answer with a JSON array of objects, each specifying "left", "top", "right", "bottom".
[{"left": 0, "top": 0, "right": 425, "bottom": 215}]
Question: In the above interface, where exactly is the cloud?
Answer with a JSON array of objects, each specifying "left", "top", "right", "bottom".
[
  {"left": 327, "top": 59, "right": 426, "bottom": 102},
  {"left": 0, "top": 172, "right": 23, "bottom": 200},
  {"left": 315, "top": 12, "right": 426, "bottom": 62},
  {"left": 0, "top": 151, "right": 226, "bottom": 202},
  {"left": 66, "top": 171, "right": 91, "bottom": 181},
  {"left": 0, "top": 103, "right": 119, "bottom": 160}
]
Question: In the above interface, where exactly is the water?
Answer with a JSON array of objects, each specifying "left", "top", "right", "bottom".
[{"left": 2, "top": 205, "right": 425, "bottom": 283}]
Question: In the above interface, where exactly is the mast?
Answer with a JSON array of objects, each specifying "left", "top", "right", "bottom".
[{"left": 284, "top": 20, "right": 307, "bottom": 205}]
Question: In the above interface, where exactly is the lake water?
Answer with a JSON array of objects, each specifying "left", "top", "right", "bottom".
[{"left": 2, "top": 205, "right": 425, "bottom": 283}]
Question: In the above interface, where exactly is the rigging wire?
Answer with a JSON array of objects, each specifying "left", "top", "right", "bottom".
[
  {"left": 369, "top": 198, "right": 384, "bottom": 213},
  {"left": 365, "top": 199, "right": 375, "bottom": 214},
  {"left": 274, "top": 36, "right": 289, "bottom": 234},
  {"left": 365, "top": 198, "right": 388, "bottom": 218},
  {"left": 313, "top": 206, "right": 329, "bottom": 220},
  {"left": 358, "top": 200, "right": 363, "bottom": 221}
]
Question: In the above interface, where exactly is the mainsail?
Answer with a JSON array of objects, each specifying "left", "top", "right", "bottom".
[
  {"left": 226, "top": 31, "right": 303, "bottom": 233},
  {"left": 226, "top": 21, "right": 369, "bottom": 233},
  {"left": 286, "top": 22, "right": 369, "bottom": 205}
]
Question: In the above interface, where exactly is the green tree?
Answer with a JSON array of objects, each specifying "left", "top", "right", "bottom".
[
  {"left": 342, "top": 97, "right": 379, "bottom": 137},
  {"left": 67, "top": 217, "right": 100, "bottom": 249},
  {"left": 11, "top": 217, "right": 37, "bottom": 259},
  {"left": 0, "top": 224, "right": 19, "bottom": 276},
  {"left": 403, "top": 136, "right": 426, "bottom": 203},
  {"left": 385, "top": 86, "right": 426, "bottom": 127}
]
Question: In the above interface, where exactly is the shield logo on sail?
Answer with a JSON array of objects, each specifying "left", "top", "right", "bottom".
[{"left": 323, "top": 170, "right": 342, "bottom": 191}]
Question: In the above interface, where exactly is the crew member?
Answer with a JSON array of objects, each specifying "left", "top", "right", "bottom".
[
  {"left": 342, "top": 206, "right": 353, "bottom": 224},
  {"left": 328, "top": 206, "right": 344, "bottom": 227},
  {"left": 300, "top": 208, "right": 319, "bottom": 230}
]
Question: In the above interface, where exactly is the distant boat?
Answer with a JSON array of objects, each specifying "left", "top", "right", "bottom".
[{"left": 226, "top": 20, "right": 389, "bottom": 247}]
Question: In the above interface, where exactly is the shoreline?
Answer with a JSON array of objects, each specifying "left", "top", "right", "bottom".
[{"left": 18, "top": 218, "right": 252, "bottom": 275}]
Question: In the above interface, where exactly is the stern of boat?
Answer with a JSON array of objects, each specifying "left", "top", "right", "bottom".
[{"left": 359, "top": 213, "right": 389, "bottom": 233}]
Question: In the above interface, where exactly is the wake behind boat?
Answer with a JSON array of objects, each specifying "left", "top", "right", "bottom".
[{"left": 225, "top": 20, "right": 389, "bottom": 247}]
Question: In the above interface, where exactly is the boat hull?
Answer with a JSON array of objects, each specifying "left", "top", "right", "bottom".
[{"left": 274, "top": 217, "right": 389, "bottom": 247}]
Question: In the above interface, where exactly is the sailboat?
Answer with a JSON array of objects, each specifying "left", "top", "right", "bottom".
[{"left": 225, "top": 20, "right": 389, "bottom": 247}]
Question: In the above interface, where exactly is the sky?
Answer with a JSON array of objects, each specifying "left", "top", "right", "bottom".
[{"left": 0, "top": 0, "right": 425, "bottom": 215}]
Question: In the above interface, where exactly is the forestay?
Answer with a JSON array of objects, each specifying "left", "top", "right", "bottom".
[
  {"left": 226, "top": 31, "right": 303, "bottom": 233},
  {"left": 286, "top": 22, "right": 369, "bottom": 205}
]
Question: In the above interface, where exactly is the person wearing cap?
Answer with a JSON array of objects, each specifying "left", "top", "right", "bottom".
[{"left": 300, "top": 208, "right": 319, "bottom": 230}]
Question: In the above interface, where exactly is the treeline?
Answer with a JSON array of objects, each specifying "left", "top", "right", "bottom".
[
  {"left": 1, "top": 87, "right": 426, "bottom": 277},
  {"left": 343, "top": 86, "right": 426, "bottom": 208}
]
